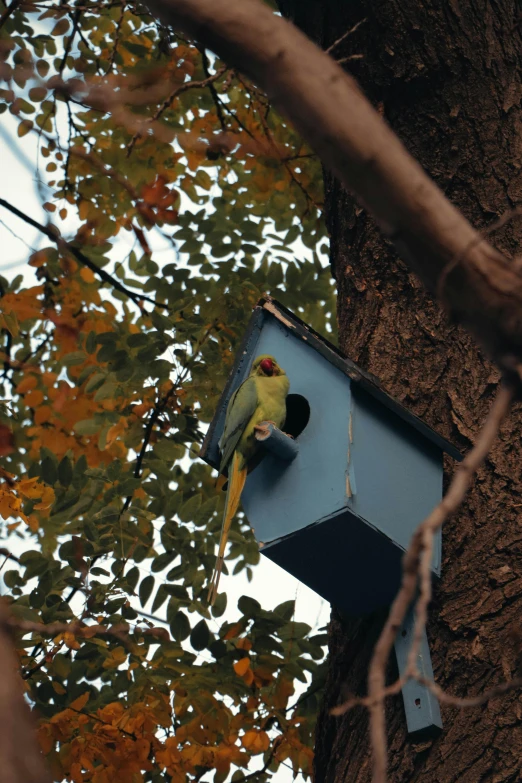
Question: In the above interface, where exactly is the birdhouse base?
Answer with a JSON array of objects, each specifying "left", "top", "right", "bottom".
[{"left": 261, "top": 507, "right": 410, "bottom": 616}]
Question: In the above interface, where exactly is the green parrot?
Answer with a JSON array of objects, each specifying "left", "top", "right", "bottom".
[{"left": 208, "top": 354, "right": 290, "bottom": 604}]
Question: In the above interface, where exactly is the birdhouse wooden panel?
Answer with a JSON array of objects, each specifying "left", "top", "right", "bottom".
[{"left": 201, "top": 297, "right": 459, "bottom": 617}]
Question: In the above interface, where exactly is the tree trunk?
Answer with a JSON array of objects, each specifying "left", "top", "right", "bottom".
[{"left": 279, "top": 1, "right": 522, "bottom": 780}]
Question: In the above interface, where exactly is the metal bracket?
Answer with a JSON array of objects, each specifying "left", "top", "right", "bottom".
[{"left": 394, "top": 605, "right": 443, "bottom": 738}]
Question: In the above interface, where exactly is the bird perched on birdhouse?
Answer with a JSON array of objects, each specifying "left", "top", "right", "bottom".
[{"left": 207, "top": 355, "right": 290, "bottom": 604}]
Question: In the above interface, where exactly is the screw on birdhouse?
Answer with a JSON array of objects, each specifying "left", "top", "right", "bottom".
[{"left": 201, "top": 296, "right": 462, "bottom": 738}]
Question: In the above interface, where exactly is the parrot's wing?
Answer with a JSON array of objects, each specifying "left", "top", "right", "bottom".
[{"left": 218, "top": 376, "right": 258, "bottom": 472}]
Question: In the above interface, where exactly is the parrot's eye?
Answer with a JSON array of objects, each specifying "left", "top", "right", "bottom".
[{"left": 259, "top": 358, "right": 274, "bottom": 376}]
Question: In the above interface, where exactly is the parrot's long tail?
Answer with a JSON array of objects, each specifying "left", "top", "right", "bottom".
[{"left": 208, "top": 451, "right": 247, "bottom": 605}]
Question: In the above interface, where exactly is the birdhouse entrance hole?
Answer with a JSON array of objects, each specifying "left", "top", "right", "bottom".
[{"left": 283, "top": 394, "right": 310, "bottom": 439}]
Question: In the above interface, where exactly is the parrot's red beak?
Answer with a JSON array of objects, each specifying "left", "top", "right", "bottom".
[{"left": 260, "top": 358, "right": 274, "bottom": 376}]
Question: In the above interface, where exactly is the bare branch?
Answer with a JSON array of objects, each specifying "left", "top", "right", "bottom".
[
  {"left": 0, "top": 198, "right": 168, "bottom": 310},
  {"left": 325, "top": 18, "right": 366, "bottom": 55}
]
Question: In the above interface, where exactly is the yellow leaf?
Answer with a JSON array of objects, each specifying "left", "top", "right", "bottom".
[
  {"left": 33, "top": 485, "right": 55, "bottom": 510},
  {"left": 63, "top": 632, "right": 80, "bottom": 650},
  {"left": 102, "top": 646, "right": 127, "bottom": 669},
  {"left": 18, "top": 477, "right": 42, "bottom": 499},
  {"left": 0, "top": 489, "right": 22, "bottom": 520},
  {"left": 52, "top": 681, "right": 66, "bottom": 695}
]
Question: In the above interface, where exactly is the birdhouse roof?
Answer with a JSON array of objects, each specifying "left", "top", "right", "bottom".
[{"left": 201, "top": 296, "right": 461, "bottom": 466}]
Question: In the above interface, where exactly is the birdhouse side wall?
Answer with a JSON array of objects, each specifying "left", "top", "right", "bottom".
[
  {"left": 349, "top": 386, "right": 443, "bottom": 573},
  {"left": 241, "top": 316, "right": 351, "bottom": 543}
]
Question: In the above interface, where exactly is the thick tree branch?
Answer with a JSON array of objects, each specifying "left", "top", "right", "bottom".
[{"left": 145, "top": 0, "right": 522, "bottom": 370}]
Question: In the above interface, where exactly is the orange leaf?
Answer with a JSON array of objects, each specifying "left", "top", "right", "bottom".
[
  {"left": 224, "top": 622, "right": 243, "bottom": 640},
  {"left": 0, "top": 425, "right": 14, "bottom": 456},
  {"left": 29, "top": 250, "right": 48, "bottom": 268},
  {"left": 25, "top": 389, "right": 44, "bottom": 407},
  {"left": 17, "top": 375, "right": 38, "bottom": 394},
  {"left": 242, "top": 730, "right": 270, "bottom": 753},
  {"left": 80, "top": 268, "right": 95, "bottom": 283},
  {"left": 135, "top": 738, "right": 151, "bottom": 761},
  {"left": 69, "top": 692, "right": 90, "bottom": 711},
  {"left": 233, "top": 658, "right": 250, "bottom": 677}
]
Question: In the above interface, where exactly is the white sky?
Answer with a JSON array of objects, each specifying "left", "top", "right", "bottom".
[{"left": 1, "top": 112, "right": 330, "bottom": 782}]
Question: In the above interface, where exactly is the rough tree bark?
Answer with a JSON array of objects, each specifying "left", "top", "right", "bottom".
[{"left": 277, "top": 0, "right": 522, "bottom": 780}]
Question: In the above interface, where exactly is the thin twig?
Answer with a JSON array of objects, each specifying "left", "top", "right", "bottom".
[
  {"left": 106, "top": 1, "right": 126, "bottom": 74},
  {"left": 326, "top": 18, "right": 366, "bottom": 54},
  {"left": 0, "top": 198, "right": 168, "bottom": 310},
  {"left": 59, "top": 8, "right": 82, "bottom": 75},
  {"left": 126, "top": 64, "right": 227, "bottom": 157},
  {"left": 198, "top": 46, "right": 226, "bottom": 130}
]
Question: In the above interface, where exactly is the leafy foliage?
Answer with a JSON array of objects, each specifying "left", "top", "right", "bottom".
[{"left": 0, "top": 1, "right": 334, "bottom": 780}]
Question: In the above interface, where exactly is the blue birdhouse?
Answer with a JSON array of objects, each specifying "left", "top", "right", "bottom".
[{"left": 201, "top": 296, "right": 460, "bottom": 736}]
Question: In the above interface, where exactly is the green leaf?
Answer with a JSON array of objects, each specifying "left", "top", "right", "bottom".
[
  {"left": 85, "top": 330, "right": 97, "bottom": 354},
  {"left": 211, "top": 591, "right": 227, "bottom": 618},
  {"left": 151, "top": 584, "right": 169, "bottom": 613},
  {"left": 63, "top": 351, "right": 87, "bottom": 366},
  {"left": 274, "top": 599, "right": 295, "bottom": 622},
  {"left": 238, "top": 595, "right": 261, "bottom": 617},
  {"left": 170, "top": 610, "right": 190, "bottom": 641},
  {"left": 74, "top": 419, "right": 101, "bottom": 436},
  {"left": 52, "top": 653, "right": 72, "bottom": 678},
  {"left": 125, "top": 566, "right": 140, "bottom": 592},
  {"left": 41, "top": 455, "right": 58, "bottom": 485},
  {"left": 139, "top": 575, "right": 154, "bottom": 607},
  {"left": 58, "top": 456, "right": 73, "bottom": 487},
  {"left": 190, "top": 619, "right": 210, "bottom": 651},
  {"left": 151, "top": 552, "right": 176, "bottom": 572},
  {"left": 94, "top": 382, "right": 119, "bottom": 402},
  {"left": 85, "top": 373, "right": 106, "bottom": 393},
  {"left": 178, "top": 493, "right": 202, "bottom": 522},
  {"left": 153, "top": 439, "right": 181, "bottom": 461}
]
